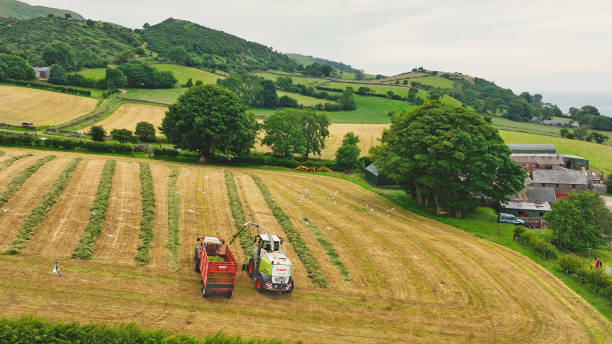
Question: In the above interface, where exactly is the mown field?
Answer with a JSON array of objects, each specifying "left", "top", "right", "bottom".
[
  {"left": 0, "top": 86, "right": 97, "bottom": 126},
  {"left": 85, "top": 103, "right": 168, "bottom": 132},
  {"left": 0, "top": 147, "right": 609, "bottom": 343},
  {"left": 492, "top": 117, "right": 612, "bottom": 145}
]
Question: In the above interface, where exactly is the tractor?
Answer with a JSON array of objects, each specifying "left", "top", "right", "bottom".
[{"left": 232, "top": 222, "right": 294, "bottom": 293}]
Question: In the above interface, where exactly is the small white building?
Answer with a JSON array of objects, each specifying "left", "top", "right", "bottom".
[{"left": 32, "top": 67, "right": 50, "bottom": 79}]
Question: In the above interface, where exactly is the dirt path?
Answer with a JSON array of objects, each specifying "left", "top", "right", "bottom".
[
  {"left": 602, "top": 196, "right": 612, "bottom": 211},
  {"left": 25, "top": 158, "right": 106, "bottom": 258},
  {"left": 92, "top": 161, "right": 142, "bottom": 264},
  {"left": 0, "top": 157, "right": 71, "bottom": 249}
]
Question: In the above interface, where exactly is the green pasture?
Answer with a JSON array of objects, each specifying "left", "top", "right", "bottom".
[
  {"left": 122, "top": 88, "right": 185, "bottom": 104},
  {"left": 254, "top": 72, "right": 326, "bottom": 86},
  {"left": 277, "top": 91, "right": 335, "bottom": 106},
  {"left": 77, "top": 68, "right": 106, "bottom": 80},
  {"left": 492, "top": 117, "right": 612, "bottom": 145},
  {"left": 150, "top": 64, "right": 222, "bottom": 85}
]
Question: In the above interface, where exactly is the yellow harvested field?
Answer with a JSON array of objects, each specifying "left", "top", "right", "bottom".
[
  {"left": 86, "top": 104, "right": 167, "bottom": 132},
  {"left": 0, "top": 147, "right": 609, "bottom": 343},
  {"left": 0, "top": 86, "right": 97, "bottom": 126}
]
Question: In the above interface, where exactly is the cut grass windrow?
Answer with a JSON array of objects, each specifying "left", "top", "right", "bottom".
[
  {"left": 302, "top": 218, "right": 352, "bottom": 281},
  {"left": 250, "top": 174, "right": 327, "bottom": 288},
  {"left": 0, "top": 151, "right": 4, "bottom": 156},
  {"left": 224, "top": 171, "right": 251, "bottom": 256},
  {"left": 5, "top": 158, "right": 82, "bottom": 254},
  {"left": 0, "top": 155, "right": 56, "bottom": 208},
  {"left": 165, "top": 166, "right": 180, "bottom": 263},
  {"left": 72, "top": 160, "right": 115, "bottom": 259},
  {"left": 0, "top": 153, "right": 32, "bottom": 172},
  {"left": 135, "top": 162, "right": 155, "bottom": 265}
]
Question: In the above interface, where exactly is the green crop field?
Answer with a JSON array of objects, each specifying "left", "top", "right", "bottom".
[
  {"left": 77, "top": 68, "right": 106, "bottom": 80},
  {"left": 323, "top": 81, "right": 430, "bottom": 99},
  {"left": 277, "top": 91, "right": 335, "bottom": 106},
  {"left": 254, "top": 72, "right": 327, "bottom": 86},
  {"left": 499, "top": 130, "right": 612, "bottom": 174},
  {"left": 122, "top": 88, "right": 186, "bottom": 104},
  {"left": 251, "top": 93, "right": 413, "bottom": 123},
  {"left": 150, "top": 64, "right": 222, "bottom": 85},
  {"left": 380, "top": 75, "right": 455, "bottom": 88}
]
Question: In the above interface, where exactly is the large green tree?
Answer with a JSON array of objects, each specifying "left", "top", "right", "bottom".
[
  {"left": 370, "top": 101, "right": 524, "bottom": 217},
  {"left": 0, "top": 54, "right": 35, "bottom": 80},
  {"left": 135, "top": 122, "right": 156, "bottom": 142},
  {"left": 544, "top": 192, "right": 612, "bottom": 252},
  {"left": 104, "top": 67, "right": 127, "bottom": 91},
  {"left": 42, "top": 41, "right": 76, "bottom": 70},
  {"left": 161, "top": 85, "right": 257, "bottom": 160},
  {"left": 261, "top": 109, "right": 330, "bottom": 159},
  {"left": 48, "top": 64, "right": 68, "bottom": 85},
  {"left": 335, "top": 132, "right": 361, "bottom": 170}
]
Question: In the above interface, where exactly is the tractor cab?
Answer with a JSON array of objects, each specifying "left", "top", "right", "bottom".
[{"left": 255, "top": 234, "right": 284, "bottom": 255}]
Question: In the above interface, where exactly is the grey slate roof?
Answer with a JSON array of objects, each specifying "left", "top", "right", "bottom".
[
  {"left": 365, "top": 163, "right": 379, "bottom": 176},
  {"left": 532, "top": 168, "right": 588, "bottom": 185},
  {"left": 526, "top": 187, "right": 557, "bottom": 203},
  {"left": 503, "top": 201, "right": 552, "bottom": 212},
  {"left": 507, "top": 144, "right": 556, "bottom": 154},
  {"left": 510, "top": 154, "right": 564, "bottom": 165}
]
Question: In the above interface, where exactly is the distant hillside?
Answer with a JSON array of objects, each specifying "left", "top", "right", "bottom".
[
  {"left": 0, "top": 16, "right": 140, "bottom": 67},
  {"left": 287, "top": 53, "right": 360, "bottom": 73},
  {"left": 0, "top": 0, "right": 83, "bottom": 20},
  {"left": 141, "top": 18, "right": 298, "bottom": 72}
]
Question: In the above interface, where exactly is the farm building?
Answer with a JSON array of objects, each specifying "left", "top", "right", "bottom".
[
  {"left": 530, "top": 118, "right": 570, "bottom": 126},
  {"left": 364, "top": 163, "right": 398, "bottom": 187},
  {"left": 530, "top": 168, "right": 588, "bottom": 196},
  {"left": 509, "top": 154, "right": 565, "bottom": 170},
  {"left": 512, "top": 186, "right": 557, "bottom": 203},
  {"left": 562, "top": 154, "right": 589, "bottom": 170},
  {"left": 32, "top": 67, "right": 50, "bottom": 79},
  {"left": 502, "top": 201, "right": 551, "bottom": 218},
  {"left": 507, "top": 144, "right": 556, "bottom": 154}
]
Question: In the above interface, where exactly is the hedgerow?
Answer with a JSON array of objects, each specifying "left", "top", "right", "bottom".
[
  {"left": 72, "top": 160, "right": 115, "bottom": 259},
  {"left": 153, "top": 147, "right": 179, "bottom": 158},
  {"left": 513, "top": 227, "right": 557, "bottom": 259},
  {"left": 224, "top": 171, "right": 251, "bottom": 256},
  {"left": 6, "top": 157, "right": 82, "bottom": 254},
  {"left": 135, "top": 162, "right": 155, "bottom": 265},
  {"left": 0, "top": 134, "right": 134, "bottom": 155},
  {"left": 302, "top": 218, "right": 351, "bottom": 281},
  {"left": 0, "top": 155, "right": 56, "bottom": 208},
  {"left": 250, "top": 174, "right": 327, "bottom": 288},
  {"left": 0, "top": 153, "right": 32, "bottom": 172},
  {"left": 165, "top": 166, "right": 180, "bottom": 263},
  {"left": 5, "top": 79, "right": 92, "bottom": 96},
  {"left": 0, "top": 316, "right": 284, "bottom": 344}
]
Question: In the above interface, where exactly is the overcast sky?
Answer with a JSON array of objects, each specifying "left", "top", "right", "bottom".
[{"left": 26, "top": 0, "right": 612, "bottom": 112}]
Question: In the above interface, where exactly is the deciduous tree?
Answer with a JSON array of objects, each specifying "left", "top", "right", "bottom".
[
  {"left": 135, "top": 122, "right": 156, "bottom": 142},
  {"left": 89, "top": 126, "right": 105, "bottom": 142},
  {"left": 42, "top": 41, "right": 75, "bottom": 70}
]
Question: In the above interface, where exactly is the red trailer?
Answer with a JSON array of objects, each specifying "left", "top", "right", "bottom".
[{"left": 195, "top": 237, "right": 237, "bottom": 298}]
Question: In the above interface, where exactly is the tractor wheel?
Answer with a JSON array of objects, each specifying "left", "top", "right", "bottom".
[
  {"left": 194, "top": 246, "right": 202, "bottom": 273},
  {"left": 255, "top": 276, "right": 264, "bottom": 293},
  {"left": 200, "top": 280, "right": 208, "bottom": 298},
  {"left": 225, "top": 290, "right": 232, "bottom": 299},
  {"left": 247, "top": 258, "right": 254, "bottom": 278},
  {"left": 285, "top": 277, "right": 294, "bottom": 293}
]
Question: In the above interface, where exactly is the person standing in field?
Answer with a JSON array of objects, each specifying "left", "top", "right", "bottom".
[{"left": 595, "top": 257, "right": 601, "bottom": 269}]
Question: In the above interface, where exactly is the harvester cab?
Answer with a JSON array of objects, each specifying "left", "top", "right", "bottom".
[{"left": 241, "top": 222, "right": 294, "bottom": 294}]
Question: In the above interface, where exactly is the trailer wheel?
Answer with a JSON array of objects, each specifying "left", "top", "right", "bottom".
[
  {"left": 247, "top": 258, "right": 254, "bottom": 278},
  {"left": 285, "top": 277, "right": 294, "bottom": 293},
  {"left": 194, "top": 246, "right": 202, "bottom": 273},
  {"left": 200, "top": 280, "right": 208, "bottom": 298},
  {"left": 225, "top": 291, "right": 232, "bottom": 299}
]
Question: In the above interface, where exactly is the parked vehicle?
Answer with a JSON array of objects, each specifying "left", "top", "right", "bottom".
[
  {"left": 194, "top": 237, "right": 237, "bottom": 298},
  {"left": 497, "top": 213, "right": 525, "bottom": 225}
]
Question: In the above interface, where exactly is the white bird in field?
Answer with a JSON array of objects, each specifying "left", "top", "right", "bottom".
[{"left": 53, "top": 262, "right": 61, "bottom": 277}]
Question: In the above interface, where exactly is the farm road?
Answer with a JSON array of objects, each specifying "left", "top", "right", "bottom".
[{"left": 603, "top": 196, "right": 612, "bottom": 211}]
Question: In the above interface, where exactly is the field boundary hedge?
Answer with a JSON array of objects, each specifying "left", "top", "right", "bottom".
[
  {"left": 0, "top": 134, "right": 134, "bottom": 155},
  {"left": 0, "top": 155, "right": 56, "bottom": 208},
  {"left": 302, "top": 218, "right": 351, "bottom": 281},
  {"left": 5, "top": 157, "right": 82, "bottom": 254},
  {"left": 166, "top": 166, "right": 180, "bottom": 263},
  {"left": 0, "top": 153, "right": 32, "bottom": 172},
  {"left": 3, "top": 79, "right": 92, "bottom": 96},
  {"left": 72, "top": 160, "right": 116, "bottom": 259},
  {"left": 0, "top": 316, "right": 284, "bottom": 344},
  {"left": 135, "top": 162, "right": 155, "bottom": 265},
  {"left": 250, "top": 174, "right": 327, "bottom": 288},
  {"left": 224, "top": 171, "right": 251, "bottom": 256}
]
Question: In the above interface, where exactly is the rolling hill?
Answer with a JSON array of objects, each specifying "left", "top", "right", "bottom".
[
  {"left": 287, "top": 53, "right": 360, "bottom": 73},
  {"left": 0, "top": 0, "right": 83, "bottom": 20}
]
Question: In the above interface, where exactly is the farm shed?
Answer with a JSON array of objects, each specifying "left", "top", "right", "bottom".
[
  {"left": 365, "top": 163, "right": 398, "bottom": 187},
  {"left": 502, "top": 201, "right": 551, "bottom": 218},
  {"left": 561, "top": 154, "right": 589, "bottom": 170},
  {"left": 510, "top": 154, "right": 564, "bottom": 170},
  {"left": 507, "top": 144, "right": 556, "bottom": 154},
  {"left": 512, "top": 186, "right": 557, "bottom": 204},
  {"left": 32, "top": 67, "right": 50, "bottom": 79},
  {"left": 531, "top": 168, "right": 588, "bottom": 196}
]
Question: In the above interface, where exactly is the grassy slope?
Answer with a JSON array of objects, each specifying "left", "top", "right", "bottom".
[
  {"left": 277, "top": 90, "right": 335, "bottom": 106},
  {"left": 493, "top": 117, "right": 612, "bottom": 145},
  {"left": 0, "top": 0, "right": 83, "bottom": 20},
  {"left": 77, "top": 68, "right": 106, "bottom": 80},
  {"left": 150, "top": 64, "right": 222, "bottom": 85},
  {"left": 499, "top": 130, "right": 612, "bottom": 174}
]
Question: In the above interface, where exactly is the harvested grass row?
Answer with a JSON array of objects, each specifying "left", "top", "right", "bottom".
[
  {"left": 72, "top": 160, "right": 115, "bottom": 259},
  {"left": 224, "top": 171, "right": 251, "bottom": 256},
  {"left": 0, "top": 155, "right": 56, "bottom": 208},
  {"left": 135, "top": 162, "right": 155, "bottom": 265},
  {"left": 0, "top": 153, "right": 32, "bottom": 172},
  {"left": 0, "top": 151, "right": 3, "bottom": 156},
  {"left": 165, "top": 166, "right": 180, "bottom": 263},
  {"left": 302, "top": 218, "right": 351, "bottom": 281},
  {"left": 250, "top": 174, "right": 327, "bottom": 288},
  {"left": 6, "top": 158, "right": 82, "bottom": 254}
]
